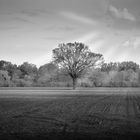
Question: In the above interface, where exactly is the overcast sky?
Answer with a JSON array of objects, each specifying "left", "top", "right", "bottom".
[{"left": 0, "top": 0, "right": 140, "bottom": 67}]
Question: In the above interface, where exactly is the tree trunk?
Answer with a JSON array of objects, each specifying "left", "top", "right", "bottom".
[{"left": 72, "top": 78, "right": 77, "bottom": 90}]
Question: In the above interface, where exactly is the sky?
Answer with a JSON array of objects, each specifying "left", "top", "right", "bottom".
[{"left": 0, "top": 0, "right": 140, "bottom": 67}]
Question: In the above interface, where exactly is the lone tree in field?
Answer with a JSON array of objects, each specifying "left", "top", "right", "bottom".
[{"left": 52, "top": 42, "right": 104, "bottom": 89}]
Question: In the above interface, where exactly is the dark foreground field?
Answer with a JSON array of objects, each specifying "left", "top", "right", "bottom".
[{"left": 1, "top": 88, "right": 140, "bottom": 140}]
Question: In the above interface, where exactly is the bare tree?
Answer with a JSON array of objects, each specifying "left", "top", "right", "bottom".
[{"left": 52, "top": 42, "right": 104, "bottom": 89}]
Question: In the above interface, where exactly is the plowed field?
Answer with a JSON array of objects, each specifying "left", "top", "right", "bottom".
[{"left": 0, "top": 88, "right": 140, "bottom": 140}]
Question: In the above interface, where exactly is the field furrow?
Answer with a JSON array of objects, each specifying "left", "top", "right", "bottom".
[{"left": 1, "top": 88, "right": 140, "bottom": 139}]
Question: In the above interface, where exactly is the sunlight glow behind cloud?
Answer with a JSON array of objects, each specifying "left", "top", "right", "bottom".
[{"left": 32, "top": 52, "right": 52, "bottom": 67}]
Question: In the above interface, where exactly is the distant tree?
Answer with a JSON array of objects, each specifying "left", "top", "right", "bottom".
[
  {"left": 37, "top": 63, "right": 59, "bottom": 86},
  {"left": 88, "top": 69, "right": 104, "bottom": 87},
  {"left": 37, "top": 63, "right": 72, "bottom": 87},
  {"left": 6, "top": 64, "right": 17, "bottom": 80},
  {"left": 101, "top": 61, "right": 139, "bottom": 72},
  {"left": 19, "top": 62, "right": 37, "bottom": 76},
  {"left": 18, "top": 62, "right": 38, "bottom": 86},
  {"left": 118, "top": 61, "right": 139, "bottom": 72},
  {"left": 38, "top": 63, "right": 58, "bottom": 77},
  {"left": 0, "top": 60, "right": 17, "bottom": 80},
  {"left": 52, "top": 42, "right": 104, "bottom": 89},
  {"left": 0, "top": 70, "right": 10, "bottom": 86},
  {"left": 0, "top": 60, "right": 8, "bottom": 70}
]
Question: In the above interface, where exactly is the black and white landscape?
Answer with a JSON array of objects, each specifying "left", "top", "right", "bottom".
[{"left": 0, "top": 0, "right": 140, "bottom": 140}]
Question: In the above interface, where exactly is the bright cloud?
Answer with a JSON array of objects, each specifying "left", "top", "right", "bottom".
[
  {"left": 123, "top": 36, "right": 140, "bottom": 49},
  {"left": 109, "top": 5, "right": 136, "bottom": 21},
  {"left": 133, "top": 37, "right": 140, "bottom": 49},
  {"left": 60, "top": 11, "right": 97, "bottom": 25}
]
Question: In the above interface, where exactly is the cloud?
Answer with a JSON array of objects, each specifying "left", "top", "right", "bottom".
[
  {"left": 20, "top": 9, "right": 52, "bottom": 17},
  {"left": 60, "top": 11, "right": 97, "bottom": 25},
  {"left": 133, "top": 37, "right": 140, "bottom": 49},
  {"left": 44, "top": 25, "right": 76, "bottom": 32},
  {"left": 122, "top": 40, "right": 133, "bottom": 47},
  {"left": 13, "top": 17, "right": 34, "bottom": 24},
  {"left": 0, "top": 26, "right": 18, "bottom": 31},
  {"left": 43, "top": 37, "right": 63, "bottom": 41},
  {"left": 122, "top": 36, "right": 140, "bottom": 49},
  {"left": 109, "top": 5, "right": 136, "bottom": 21}
]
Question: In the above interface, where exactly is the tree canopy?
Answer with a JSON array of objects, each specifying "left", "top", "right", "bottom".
[{"left": 52, "top": 42, "right": 104, "bottom": 89}]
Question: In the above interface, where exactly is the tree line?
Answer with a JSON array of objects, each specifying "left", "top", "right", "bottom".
[{"left": 0, "top": 42, "right": 140, "bottom": 88}]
